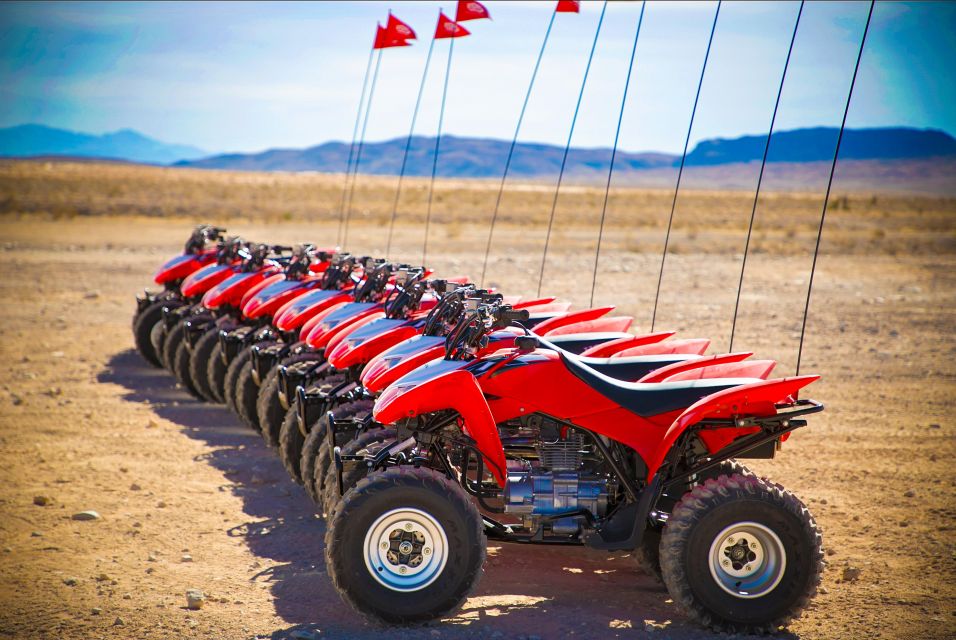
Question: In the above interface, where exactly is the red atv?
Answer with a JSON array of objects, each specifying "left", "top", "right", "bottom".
[
  {"left": 132, "top": 225, "right": 226, "bottom": 366},
  {"left": 323, "top": 297, "right": 824, "bottom": 633},
  {"left": 184, "top": 244, "right": 334, "bottom": 407},
  {"left": 302, "top": 286, "right": 690, "bottom": 511}
]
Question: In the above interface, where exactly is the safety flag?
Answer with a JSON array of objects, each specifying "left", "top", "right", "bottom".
[
  {"left": 556, "top": 0, "right": 580, "bottom": 13},
  {"left": 435, "top": 11, "right": 470, "bottom": 39},
  {"left": 386, "top": 13, "right": 417, "bottom": 41},
  {"left": 456, "top": 0, "right": 491, "bottom": 22},
  {"left": 374, "top": 23, "right": 411, "bottom": 49}
]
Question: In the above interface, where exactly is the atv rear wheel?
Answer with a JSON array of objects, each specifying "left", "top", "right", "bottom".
[
  {"left": 223, "top": 347, "right": 251, "bottom": 414},
  {"left": 660, "top": 473, "right": 823, "bottom": 633},
  {"left": 322, "top": 427, "right": 394, "bottom": 517},
  {"left": 325, "top": 466, "right": 485, "bottom": 624},
  {"left": 638, "top": 460, "right": 754, "bottom": 582},
  {"left": 132, "top": 300, "right": 165, "bottom": 367},
  {"left": 189, "top": 327, "right": 220, "bottom": 402},
  {"left": 205, "top": 341, "right": 228, "bottom": 403},
  {"left": 301, "top": 399, "right": 374, "bottom": 504}
]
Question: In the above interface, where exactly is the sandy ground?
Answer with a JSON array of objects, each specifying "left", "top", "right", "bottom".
[{"left": 0, "top": 215, "right": 954, "bottom": 640}]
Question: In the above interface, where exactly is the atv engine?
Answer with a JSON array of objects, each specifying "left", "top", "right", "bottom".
[{"left": 500, "top": 416, "right": 609, "bottom": 536}]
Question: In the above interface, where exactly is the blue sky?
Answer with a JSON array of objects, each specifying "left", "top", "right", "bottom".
[{"left": 1, "top": 1, "right": 954, "bottom": 155}]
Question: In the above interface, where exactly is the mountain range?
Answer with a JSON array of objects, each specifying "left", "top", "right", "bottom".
[
  {"left": 0, "top": 124, "right": 206, "bottom": 165},
  {"left": 2, "top": 124, "right": 955, "bottom": 192}
]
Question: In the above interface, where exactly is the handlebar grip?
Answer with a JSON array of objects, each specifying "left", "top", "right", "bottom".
[{"left": 500, "top": 308, "right": 530, "bottom": 323}]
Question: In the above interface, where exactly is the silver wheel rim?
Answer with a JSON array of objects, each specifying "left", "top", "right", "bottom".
[
  {"left": 363, "top": 507, "right": 448, "bottom": 592},
  {"left": 708, "top": 521, "right": 786, "bottom": 599}
]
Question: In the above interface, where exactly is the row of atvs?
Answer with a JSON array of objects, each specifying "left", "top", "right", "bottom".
[{"left": 131, "top": 224, "right": 825, "bottom": 633}]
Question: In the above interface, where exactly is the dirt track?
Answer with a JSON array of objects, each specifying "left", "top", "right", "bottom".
[{"left": 0, "top": 212, "right": 954, "bottom": 640}]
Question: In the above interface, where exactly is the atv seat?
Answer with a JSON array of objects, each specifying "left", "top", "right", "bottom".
[
  {"left": 558, "top": 350, "right": 759, "bottom": 417},
  {"left": 579, "top": 353, "right": 701, "bottom": 382}
]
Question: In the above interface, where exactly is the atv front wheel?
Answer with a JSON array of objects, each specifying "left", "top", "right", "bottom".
[
  {"left": 256, "top": 354, "right": 321, "bottom": 449},
  {"left": 223, "top": 347, "right": 251, "bottom": 414},
  {"left": 172, "top": 337, "right": 202, "bottom": 399},
  {"left": 132, "top": 300, "right": 166, "bottom": 367},
  {"left": 301, "top": 399, "right": 374, "bottom": 503},
  {"left": 234, "top": 357, "right": 261, "bottom": 431},
  {"left": 660, "top": 473, "right": 823, "bottom": 633},
  {"left": 205, "top": 341, "right": 228, "bottom": 403},
  {"left": 189, "top": 327, "right": 220, "bottom": 402},
  {"left": 322, "top": 427, "right": 394, "bottom": 517},
  {"left": 161, "top": 319, "right": 186, "bottom": 372},
  {"left": 325, "top": 466, "right": 485, "bottom": 624}
]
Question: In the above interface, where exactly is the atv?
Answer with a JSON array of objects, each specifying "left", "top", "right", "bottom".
[
  {"left": 132, "top": 224, "right": 226, "bottom": 366},
  {"left": 323, "top": 296, "right": 824, "bottom": 633}
]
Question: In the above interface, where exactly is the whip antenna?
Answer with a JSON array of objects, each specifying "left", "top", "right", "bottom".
[
  {"left": 536, "top": 0, "right": 609, "bottom": 297},
  {"left": 422, "top": 38, "right": 455, "bottom": 265},
  {"left": 590, "top": 1, "right": 646, "bottom": 308},
  {"left": 342, "top": 48, "right": 384, "bottom": 249},
  {"left": 796, "top": 0, "right": 875, "bottom": 375},
  {"left": 479, "top": 9, "right": 558, "bottom": 287},
  {"left": 729, "top": 1, "right": 804, "bottom": 351},
  {"left": 650, "top": 0, "right": 721, "bottom": 330},
  {"left": 385, "top": 34, "right": 437, "bottom": 258},
  {"left": 337, "top": 44, "right": 376, "bottom": 246}
]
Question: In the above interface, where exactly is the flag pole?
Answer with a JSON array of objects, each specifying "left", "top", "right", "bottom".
[
  {"left": 385, "top": 35, "right": 437, "bottom": 259},
  {"left": 729, "top": 1, "right": 804, "bottom": 351},
  {"left": 337, "top": 43, "right": 376, "bottom": 247},
  {"left": 479, "top": 9, "right": 557, "bottom": 288},
  {"left": 590, "top": 1, "right": 645, "bottom": 308},
  {"left": 536, "top": 0, "right": 608, "bottom": 297},
  {"left": 650, "top": 0, "right": 721, "bottom": 331},
  {"left": 342, "top": 48, "right": 384, "bottom": 250},
  {"left": 796, "top": 0, "right": 874, "bottom": 376},
  {"left": 422, "top": 36, "right": 455, "bottom": 266}
]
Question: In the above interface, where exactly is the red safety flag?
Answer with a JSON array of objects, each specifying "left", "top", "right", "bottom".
[
  {"left": 456, "top": 0, "right": 491, "bottom": 22},
  {"left": 556, "top": 0, "right": 580, "bottom": 13},
  {"left": 374, "top": 23, "right": 411, "bottom": 49},
  {"left": 386, "top": 13, "right": 417, "bottom": 41},
  {"left": 435, "top": 11, "right": 470, "bottom": 39}
]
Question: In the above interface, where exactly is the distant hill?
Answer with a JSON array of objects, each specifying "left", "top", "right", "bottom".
[
  {"left": 0, "top": 124, "right": 207, "bottom": 164},
  {"left": 177, "top": 127, "right": 956, "bottom": 181}
]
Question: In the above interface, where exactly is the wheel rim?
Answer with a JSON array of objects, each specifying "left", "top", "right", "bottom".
[
  {"left": 363, "top": 507, "right": 448, "bottom": 592},
  {"left": 708, "top": 521, "right": 786, "bottom": 599}
]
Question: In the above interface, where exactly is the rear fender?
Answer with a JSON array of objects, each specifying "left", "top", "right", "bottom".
[
  {"left": 579, "top": 331, "right": 676, "bottom": 357},
  {"left": 545, "top": 316, "right": 633, "bottom": 336},
  {"left": 645, "top": 375, "right": 820, "bottom": 481},
  {"left": 531, "top": 306, "right": 614, "bottom": 334},
  {"left": 374, "top": 365, "right": 505, "bottom": 486},
  {"left": 637, "top": 352, "right": 754, "bottom": 383},
  {"left": 512, "top": 297, "right": 558, "bottom": 309},
  {"left": 663, "top": 359, "right": 776, "bottom": 383},
  {"left": 611, "top": 338, "right": 710, "bottom": 358}
]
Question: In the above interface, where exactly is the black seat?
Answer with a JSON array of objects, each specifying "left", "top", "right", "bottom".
[
  {"left": 580, "top": 353, "right": 700, "bottom": 382},
  {"left": 558, "top": 350, "right": 758, "bottom": 417}
]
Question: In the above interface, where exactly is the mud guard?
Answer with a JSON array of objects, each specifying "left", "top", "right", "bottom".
[
  {"left": 644, "top": 375, "right": 820, "bottom": 482},
  {"left": 545, "top": 316, "right": 633, "bottom": 335},
  {"left": 531, "top": 306, "right": 614, "bottom": 335},
  {"left": 578, "top": 331, "right": 676, "bottom": 357},
  {"left": 611, "top": 337, "right": 710, "bottom": 358},
  {"left": 637, "top": 352, "right": 754, "bottom": 383},
  {"left": 374, "top": 368, "right": 506, "bottom": 487}
]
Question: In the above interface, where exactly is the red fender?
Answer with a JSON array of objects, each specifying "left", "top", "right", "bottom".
[
  {"left": 180, "top": 263, "right": 237, "bottom": 299},
  {"left": 274, "top": 290, "right": 353, "bottom": 332},
  {"left": 361, "top": 335, "right": 446, "bottom": 393},
  {"left": 202, "top": 266, "right": 279, "bottom": 310},
  {"left": 579, "top": 331, "right": 676, "bottom": 357},
  {"left": 239, "top": 273, "right": 285, "bottom": 311},
  {"left": 611, "top": 338, "right": 710, "bottom": 358},
  {"left": 645, "top": 375, "right": 820, "bottom": 482},
  {"left": 324, "top": 311, "right": 387, "bottom": 356},
  {"left": 375, "top": 362, "right": 505, "bottom": 486},
  {"left": 513, "top": 297, "right": 558, "bottom": 309},
  {"left": 637, "top": 352, "right": 754, "bottom": 383},
  {"left": 545, "top": 316, "right": 633, "bottom": 336},
  {"left": 327, "top": 319, "right": 419, "bottom": 370},
  {"left": 153, "top": 248, "right": 217, "bottom": 285},
  {"left": 533, "top": 306, "right": 615, "bottom": 334},
  {"left": 241, "top": 276, "right": 323, "bottom": 320},
  {"left": 304, "top": 303, "right": 384, "bottom": 349},
  {"left": 298, "top": 301, "right": 349, "bottom": 337},
  {"left": 522, "top": 302, "right": 573, "bottom": 314},
  {"left": 663, "top": 360, "right": 776, "bottom": 383}
]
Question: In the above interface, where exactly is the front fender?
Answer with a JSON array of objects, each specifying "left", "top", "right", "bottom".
[
  {"left": 645, "top": 375, "right": 820, "bottom": 482},
  {"left": 374, "top": 362, "right": 506, "bottom": 487}
]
